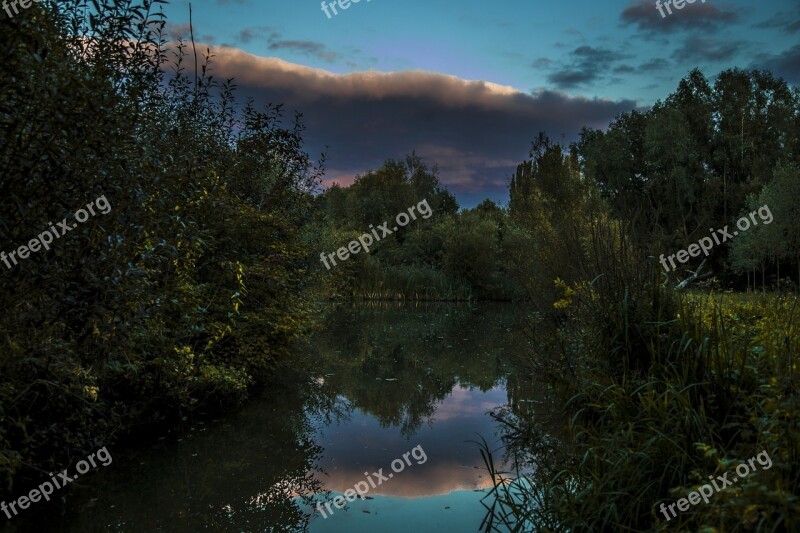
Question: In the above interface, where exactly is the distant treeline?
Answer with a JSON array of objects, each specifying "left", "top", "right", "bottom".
[
  {"left": 576, "top": 68, "right": 800, "bottom": 290},
  {"left": 316, "top": 68, "right": 800, "bottom": 302},
  {"left": 311, "top": 154, "right": 525, "bottom": 301}
]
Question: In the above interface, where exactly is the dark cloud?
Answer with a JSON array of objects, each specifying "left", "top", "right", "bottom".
[
  {"left": 267, "top": 39, "right": 338, "bottom": 62},
  {"left": 752, "top": 45, "right": 800, "bottom": 85},
  {"left": 548, "top": 69, "right": 597, "bottom": 88},
  {"left": 188, "top": 46, "right": 637, "bottom": 202},
  {"left": 232, "top": 27, "right": 337, "bottom": 62},
  {"left": 237, "top": 26, "right": 276, "bottom": 44},
  {"left": 671, "top": 36, "right": 744, "bottom": 62},
  {"left": 573, "top": 46, "right": 628, "bottom": 64},
  {"left": 639, "top": 58, "right": 670, "bottom": 71},
  {"left": 621, "top": 0, "right": 737, "bottom": 33},
  {"left": 547, "top": 46, "right": 631, "bottom": 89},
  {"left": 753, "top": 9, "right": 800, "bottom": 34},
  {"left": 612, "top": 58, "right": 670, "bottom": 75},
  {"left": 165, "top": 22, "right": 191, "bottom": 38}
]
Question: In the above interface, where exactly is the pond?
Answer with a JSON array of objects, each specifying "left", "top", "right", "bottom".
[{"left": 4, "top": 303, "right": 544, "bottom": 532}]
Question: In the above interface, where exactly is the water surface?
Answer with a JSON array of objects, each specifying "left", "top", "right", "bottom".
[{"left": 5, "top": 303, "right": 539, "bottom": 532}]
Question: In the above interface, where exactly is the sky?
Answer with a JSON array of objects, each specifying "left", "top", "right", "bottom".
[{"left": 159, "top": 0, "right": 800, "bottom": 207}]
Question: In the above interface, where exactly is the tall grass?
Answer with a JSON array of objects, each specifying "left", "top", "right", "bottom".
[
  {"left": 479, "top": 220, "right": 799, "bottom": 532},
  {"left": 353, "top": 265, "right": 475, "bottom": 301}
]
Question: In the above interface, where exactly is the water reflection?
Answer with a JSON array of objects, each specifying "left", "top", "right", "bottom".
[
  {"left": 301, "top": 303, "right": 534, "bottom": 531},
  {"left": 301, "top": 303, "right": 518, "bottom": 435},
  {"left": 311, "top": 385, "right": 507, "bottom": 499},
  {"left": 4, "top": 303, "right": 537, "bottom": 532},
  {"left": 2, "top": 363, "right": 330, "bottom": 532}
]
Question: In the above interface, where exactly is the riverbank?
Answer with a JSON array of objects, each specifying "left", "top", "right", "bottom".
[{"left": 481, "top": 289, "right": 799, "bottom": 531}]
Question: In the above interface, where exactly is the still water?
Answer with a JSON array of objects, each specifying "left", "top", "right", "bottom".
[{"left": 8, "top": 303, "right": 540, "bottom": 532}]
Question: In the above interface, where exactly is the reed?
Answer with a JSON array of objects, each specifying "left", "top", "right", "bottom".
[{"left": 479, "top": 240, "right": 799, "bottom": 532}]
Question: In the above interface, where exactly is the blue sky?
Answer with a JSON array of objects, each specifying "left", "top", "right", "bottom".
[{"left": 160, "top": 0, "right": 800, "bottom": 206}]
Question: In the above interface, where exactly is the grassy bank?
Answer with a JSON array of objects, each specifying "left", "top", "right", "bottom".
[{"left": 481, "top": 287, "right": 799, "bottom": 532}]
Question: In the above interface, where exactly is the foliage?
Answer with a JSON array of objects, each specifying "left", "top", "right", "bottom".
[
  {"left": 578, "top": 68, "right": 800, "bottom": 288},
  {"left": 481, "top": 257, "right": 799, "bottom": 531},
  {"left": 477, "top": 70, "right": 799, "bottom": 531},
  {"left": 0, "top": 0, "right": 320, "bottom": 493},
  {"left": 313, "top": 156, "right": 524, "bottom": 300}
]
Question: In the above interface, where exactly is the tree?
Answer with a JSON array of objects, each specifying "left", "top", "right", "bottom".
[
  {"left": 441, "top": 211, "right": 500, "bottom": 295},
  {"left": 760, "top": 163, "right": 800, "bottom": 284}
]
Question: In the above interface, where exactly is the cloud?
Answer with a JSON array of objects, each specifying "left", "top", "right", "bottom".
[
  {"left": 165, "top": 23, "right": 192, "bottom": 39},
  {"left": 752, "top": 45, "right": 800, "bottom": 85},
  {"left": 183, "top": 45, "right": 638, "bottom": 201},
  {"left": 163, "top": 23, "right": 217, "bottom": 45},
  {"left": 639, "top": 58, "right": 670, "bottom": 71},
  {"left": 237, "top": 26, "right": 276, "bottom": 44},
  {"left": 547, "top": 46, "right": 631, "bottom": 89},
  {"left": 671, "top": 36, "right": 744, "bottom": 62},
  {"left": 613, "top": 65, "right": 637, "bottom": 74},
  {"left": 753, "top": 9, "right": 800, "bottom": 34},
  {"left": 621, "top": 0, "right": 737, "bottom": 33},
  {"left": 268, "top": 39, "right": 338, "bottom": 62},
  {"left": 232, "top": 27, "right": 338, "bottom": 63}
]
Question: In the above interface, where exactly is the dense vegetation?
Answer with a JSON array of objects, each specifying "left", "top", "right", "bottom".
[
  {"left": 482, "top": 290, "right": 799, "bottom": 532},
  {"left": 312, "top": 155, "right": 528, "bottom": 301},
  {"left": 1, "top": 0, "right": 321, "bottom": 494},
  {"left": 472, "top": 72, "right": 800, "bottom": 531}
]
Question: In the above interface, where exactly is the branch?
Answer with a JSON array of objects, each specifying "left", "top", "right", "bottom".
[{"left": 676, "top": 258, "right": 710, "bottom": 290}]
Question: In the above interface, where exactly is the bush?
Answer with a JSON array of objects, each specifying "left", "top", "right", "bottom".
[
  {"left": 480, "top": 220, "right": 799, "bottom": 532},
  {"left": 0, "top": 0, "right": 320, "bottom": 493}
]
